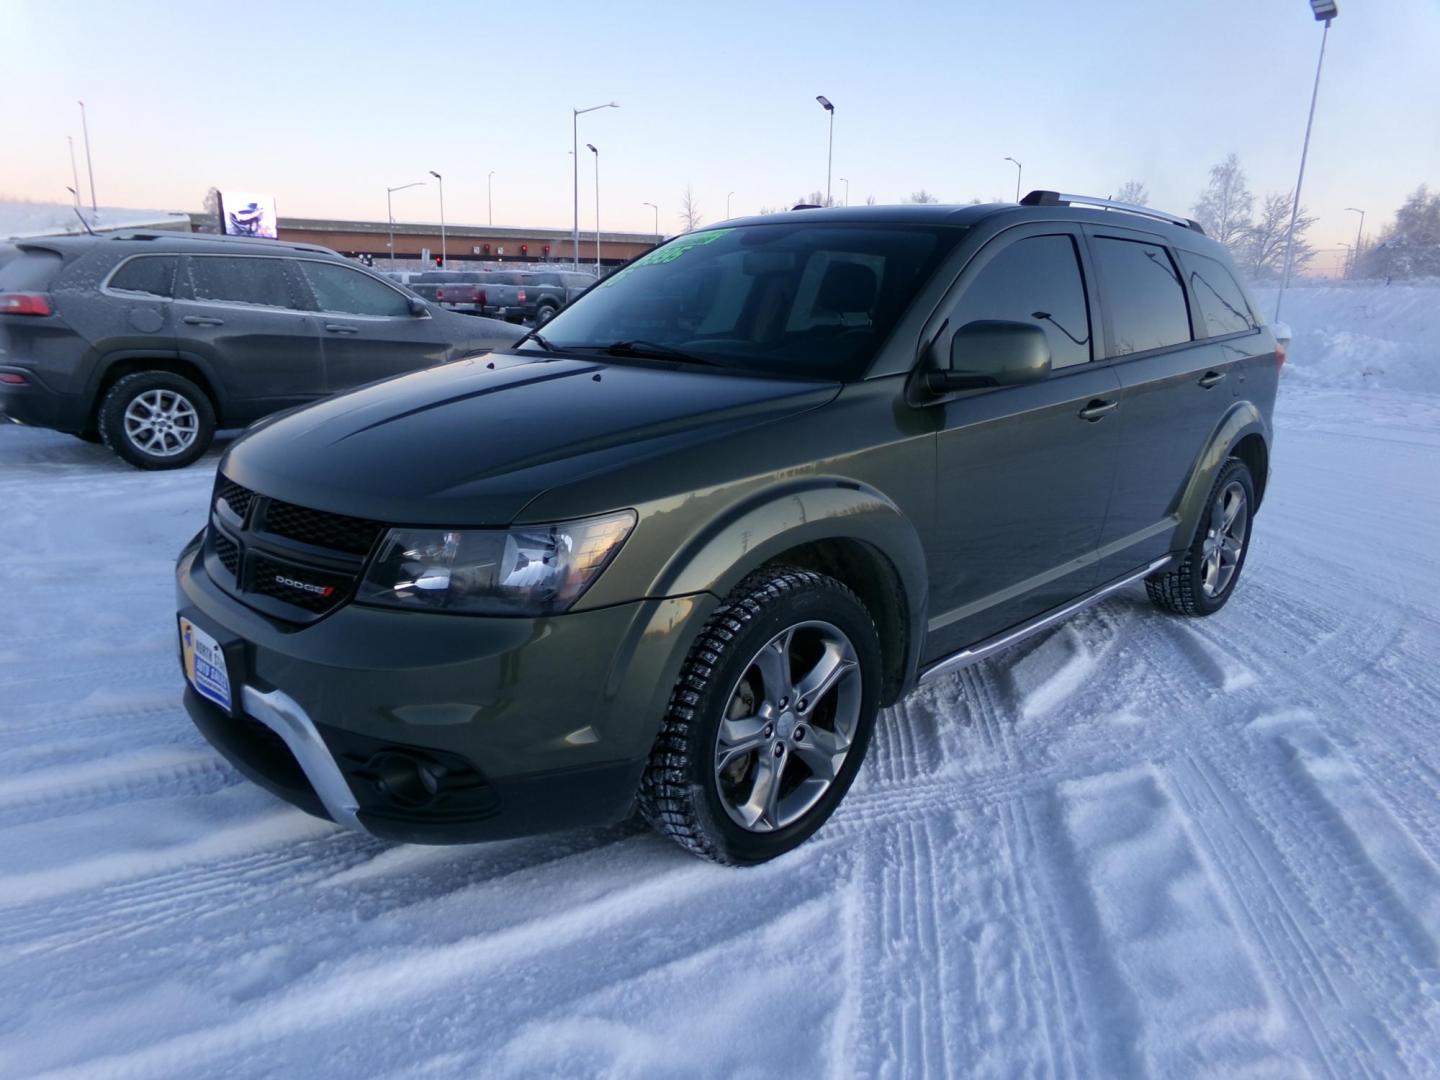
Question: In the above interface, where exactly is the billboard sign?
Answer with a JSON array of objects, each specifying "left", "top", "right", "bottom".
[{"left": 218, "top": 192, "right": 278, "bottom": 239}]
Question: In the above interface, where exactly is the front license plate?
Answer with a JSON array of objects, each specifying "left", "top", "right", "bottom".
[{"left": 179, "top": 616, "right": 233, "bottom": 713}]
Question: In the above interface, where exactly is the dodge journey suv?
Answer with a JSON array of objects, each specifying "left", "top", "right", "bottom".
[
  {"left": 0, "top": 231, "right": 520, "bottom": 468},
  {"left": 175, "top": 193, "right": 1279, "bottom": 864}
]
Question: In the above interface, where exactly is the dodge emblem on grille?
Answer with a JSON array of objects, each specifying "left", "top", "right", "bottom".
[{"left": 274, "top": 574, "right": 335, "bottom": 598}]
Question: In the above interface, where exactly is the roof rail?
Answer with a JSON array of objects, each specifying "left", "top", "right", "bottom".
[{"left": 1019, "top": 190, "right": 1206, "bottom": 234}]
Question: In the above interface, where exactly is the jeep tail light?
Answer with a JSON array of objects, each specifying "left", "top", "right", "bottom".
[
  {"left": 0, "top": 293, "right": 52, "bottom": 316},
  {"left": 0, "top": 372, "right": 28, "bottom": 385}
]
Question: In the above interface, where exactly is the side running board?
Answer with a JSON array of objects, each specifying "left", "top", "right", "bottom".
[{"left": 917, "top": 556, "right": 1174, "bottom": 685}]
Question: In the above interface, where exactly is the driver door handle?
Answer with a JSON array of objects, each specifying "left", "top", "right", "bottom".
[
  {"left": 1198, "top": 370, "right": 1227, "bottom": 389},
  {"left": 1077, "top": 399, "right": 1119, "bottom": 422},
  {"left": 324, "top": 324, "right": 360, "bottom": 334}
]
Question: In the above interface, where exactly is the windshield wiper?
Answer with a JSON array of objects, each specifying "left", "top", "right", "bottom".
[
  {"left": 596, "top": 340, "right": 726, "bottom": 367},
  {"left": 517, "top": 327, "right": 556, "bottom": 351}
]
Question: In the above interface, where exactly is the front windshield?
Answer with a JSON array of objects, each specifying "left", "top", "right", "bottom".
[{"left": 538, "top": 221, "right": 963, "bottom": 380}]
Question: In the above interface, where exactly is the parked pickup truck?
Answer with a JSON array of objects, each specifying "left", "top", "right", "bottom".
[
  {"left": 521, "top": 270, "right": 597, "bottom": 325},
  {"left": 407, "top": 271, "right": 487, "bottom": 315}
]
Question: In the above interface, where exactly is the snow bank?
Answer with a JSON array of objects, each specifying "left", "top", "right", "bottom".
[{"left": 1256, "top": 283, "right": 1440, "bottom": 394}]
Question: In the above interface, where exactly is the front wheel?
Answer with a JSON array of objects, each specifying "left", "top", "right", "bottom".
[
  {"left": 639, "top": 567, "right": 882, "bottom": 864},
  {"left": 98, "top": 371, "right": 216, "bottom": 470}
]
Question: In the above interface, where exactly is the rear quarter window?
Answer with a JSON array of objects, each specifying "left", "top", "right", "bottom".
[
  {"left": 1184, "top": 252, "right": 1258, "bottom": 337},
  {"left": 107, "top": 255, "right": 177, "bottom": 298}
]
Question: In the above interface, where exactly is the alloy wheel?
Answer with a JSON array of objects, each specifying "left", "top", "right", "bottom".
[
  {"left": 123, "top": 389, "right": 199, "bottom": 458},
  {"left": 1200, "top": 480, "right": 1247, "bottom": 597},
  {"left": 714, "top": 619, "right": 862, "bottom": 832}
]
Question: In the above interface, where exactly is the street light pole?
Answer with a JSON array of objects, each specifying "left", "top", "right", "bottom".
[
  {"left": 726, "top": 191, "right": 734, "bottom": 219},
  {"left": 428, "top": 171, "right": 446, "bottom": 265},
  {"left": 1344, "top": 206, "right": 1365, "bottom": 277},
  {"left": 587, "top": 143, "right": 601, "bottom": 272},
  {"left": 488, "top": 170, "right": 495, "bottom": 226},
  {"left": 1277, "top": 1, "right": 1338, "bottom": 320},
  {"left": 816, "top": 96, "right": 835, "bottom": 206},
  {"left": 78, "top": 100, "right": 96, "bottom": 213},
  {"left": 643, "top": 202, "right": 659, "bottom": 247},
  {"left": 386, "top": 181, "right": 424, "bottom": 266},
  {"left": 1004, "top": 157, "right": 1023, "bottom": 202},
  {"left": 573, "top": 102, "right": 618, "bottom": 268},
  {"left": 839, "top": 177, "right": 849, "bottom": 207}
]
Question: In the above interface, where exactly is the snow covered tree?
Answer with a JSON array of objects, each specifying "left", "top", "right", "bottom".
[
  {"left": 906, "top": 189, "right": 940, "bottom": 204},
  {"left": 1192, "top": 154, "right": 1254, "bottom": 255},
  {"left": 1115, "top": 180, "right": 1149, "bottom": 206},
  {"left": 1357, "top": 185, "right": 1440, "bottom": 279},
  {"left": 678, "top": 185, "right": 703, "bottom": 233},
  {"left": 865, "top": 194, "right": 877, "bottom": 205},
  {"left": 1242, "top": 191, "right": 1316, "bottom": 282}
]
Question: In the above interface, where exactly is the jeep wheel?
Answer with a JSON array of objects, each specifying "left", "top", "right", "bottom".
[
  {"left": 1146, "top": 457, "right": 1255, "bottom": 616},
  {"left": 99, "top": 371, "right": 216, "bottom": 470},
  {"left": 639, "top": 567, "right": 881, "bottom": 864}
]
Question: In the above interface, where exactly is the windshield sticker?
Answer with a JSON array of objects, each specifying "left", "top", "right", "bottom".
[{"left": 603, "top": 228, "right": 734, "bottom": 287}]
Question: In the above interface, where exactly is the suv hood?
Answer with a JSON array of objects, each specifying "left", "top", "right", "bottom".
[{"left": 220, "top": 352, "right": 839, "bottom": 525}]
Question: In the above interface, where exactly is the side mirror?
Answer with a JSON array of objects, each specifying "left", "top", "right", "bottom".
[
  {"left": 926, "top": 320, "right": 1051, "bottom": 394},
  {"left": 407, "top": 297, "right": 429, "bottom": 317}
]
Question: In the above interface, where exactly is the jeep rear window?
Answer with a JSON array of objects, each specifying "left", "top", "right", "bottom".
[
  {"left": 537, "top": 223, "right": 963, "bottom": 380},
  {"left": 0, "top": 249, "right": 63, "bottom": 291}
]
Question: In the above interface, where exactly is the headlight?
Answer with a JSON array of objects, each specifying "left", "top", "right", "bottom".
[{"left": 356, "top": 510, "right": 636, "bottom": 616}]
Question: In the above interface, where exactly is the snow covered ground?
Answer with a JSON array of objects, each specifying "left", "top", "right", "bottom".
[{"left": 2, "top": 288, "right": 1439, "bottom": 1078}]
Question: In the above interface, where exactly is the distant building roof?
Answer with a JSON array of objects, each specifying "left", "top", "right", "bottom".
[{"left": 1, "top": 200, "right": 191, "bottom": 240}]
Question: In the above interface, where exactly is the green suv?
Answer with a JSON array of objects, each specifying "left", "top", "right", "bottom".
[{"left": 175, "top": 193, "right": 1278, "bottom": 864}]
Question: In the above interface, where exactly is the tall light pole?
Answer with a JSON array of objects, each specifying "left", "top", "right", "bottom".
[
  {"left": 386, "top": 181, "right": 424, "bottom": 266},
  {"left": 78, "top": 100, "right": 96, "bottom": 213},
  {"left": 726, "top": 191, "right": 734, "bottom": 219},
  {"left": 587, "top": 143, "right": 601, "bottom": 272},
  {"left": 839, "top": 177, "right": 850, "bottom": 207},
  {"left": 816, "top": 96, "right": 835, "bottom": 206},
  {"left": 1004, "top": 157, "right": 1023, "bottom": 202},
  {"left": 1345, "top": 205, "right": 1365, "bottom": 277},
  {"left": 573, "top": 102, "right": 618, "bottom": 267},
  {"left": 1277, "top": 0, "right": 1338, "bottom": 320},
  {"left": 643, "top": 201, "right": 659, "bottom": 247},
  {"left": 488, "top": 170, "right": 496, "bottom": 226},
  {"left": 428, "top": 171, "right": 446, "bottom": 265}
]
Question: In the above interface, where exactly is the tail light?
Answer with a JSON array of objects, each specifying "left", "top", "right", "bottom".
[
  {"left": 0, "top": 293, "right": 53, "bottom": 316},
  {"left": 0, "top": 372, "right": 29, "bottom": 385},
  {"left": 436, "top": 287, "right": 446, "bottom": 301},
  {"left": 1271, "top": 321, "right": 1291, "bottom": 367},
  {"left": 517, "top": 289, "right": 527, "bottom": 303},
  {"left": 1275, "top": 340, "right": 1287, "bottom": 367}
]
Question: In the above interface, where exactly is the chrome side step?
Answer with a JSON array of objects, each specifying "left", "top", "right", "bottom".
[{"left": 917, "top": 556, "right": 1174, "bottom": 686}]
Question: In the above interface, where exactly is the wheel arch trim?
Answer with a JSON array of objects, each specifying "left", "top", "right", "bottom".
[{"left": 1175, "top": 400, "right": 1269, "bottom": 546}]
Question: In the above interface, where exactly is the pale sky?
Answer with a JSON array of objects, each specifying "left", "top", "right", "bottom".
[{"left": 4, "top": 0, "right": 1438, "bottom": 273}]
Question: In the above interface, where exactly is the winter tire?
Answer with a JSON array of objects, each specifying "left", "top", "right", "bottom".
[
  {"left": 639, "top": 566, "right": 882, "bottom": 864},
  {"left": 99, "top": 371, "right": 215, "bottom": 470},
  {"left": 1146, "top": 457, "right": 1255, "bottom": 616}
]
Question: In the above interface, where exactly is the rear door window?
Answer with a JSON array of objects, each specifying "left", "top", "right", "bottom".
[
  {"left": 1091, "top": 237, "right": 1192, "bottom": 355},
  {"left": 186, "top": 256, "right": 305, "bottom": 310},
  {"left": 1184, "top": 252, "right": 1257, "bottom": 338},
  {"left": 949, "top": 234, "right": 1093, "bottom": 369},
  {"left": 108, "top": 255, "right": 177, "bottom": 298},
  {"left": 300, "top": 262, "right": 411, "bottom": 317}
]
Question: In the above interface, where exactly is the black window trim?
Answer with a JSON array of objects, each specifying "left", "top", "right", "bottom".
[
  {"left": 101, "top": 253, "right": 180, "bottom": 303},
  {"left": 176, "top": 253, "right": 315, "bottom": 314},
  {"left": 293, "top": 257, "right": 415, "bottom": 320}
]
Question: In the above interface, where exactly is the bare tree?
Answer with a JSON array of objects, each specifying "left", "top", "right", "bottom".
[
  {"left": 1192, "top": 154, "right": 1254, "bottom": 254},
  {"left": 1358, "top": 185, "right": 1440, "bottom": 280},
  {"left": 905, "top": 189, "right": 940, "bottom": 204},
  {"left": 1114, "top": 180, "right": 1149, "bottom": 206},
  {"left": 678, "top": 185, "right": 703, "bottom": 233},
  {"left": 865, "top": 194, "right": 877, "bottom": 206},
  {"left": 1243, "top": 191, "right": 1315, "bottom": 282}
]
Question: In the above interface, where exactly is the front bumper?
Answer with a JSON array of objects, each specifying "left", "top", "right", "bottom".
[{"left": 176, "top": 536, "right": 715, "bottom": 844}]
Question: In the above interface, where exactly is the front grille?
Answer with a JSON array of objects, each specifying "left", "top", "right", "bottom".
[
  {"left": 262, "top": 499, "right": 384, "bottom": 556},
  {"left": 249, "top": 554, "right": 356, "bottom": 614},
  {"left": 208, "top": 474, "right": 382, "bottom": 622},
  {"left": 213, "top": 532, "right": 240, "bottom": 577},
  {"left": 216, "top": 479, "right": 255, "bottom": 522}
]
